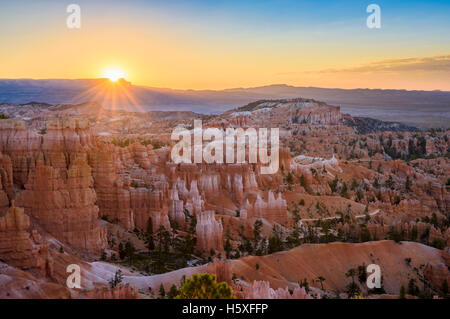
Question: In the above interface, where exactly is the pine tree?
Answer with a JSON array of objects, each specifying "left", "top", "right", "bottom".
[
  {"left": 167, "top": 284, "right": 179, "bottom": 299},
  {"left": 405, "top": 176, "right": 412, "bottom": 192},
  {"left": 146, "top": 217, "right": 155, "bottom": 251},
  {"left": 299, "top": 175, "right": 307, "bottom": 188},
  {"left": 399, "top": 285, "right": 406, "bottom": 299},
  {"left": 118, "top": 242, "right": 126, "bottom": 259},
  {"left": 316, "top": 276, "right": 326, "bottom": 290},
  {"left": 175, "top": 274, "right": 234, "bottom": 299},
  {"left": 224, "top": 239, "right": 232, "bottom": 259},
  {"left": 125, "top": 240, "right": 136, "bottom": 265},
  {"left": 108, "top": 269, "right": 123, "bottom": 288},
  {"left": 253, "top": 219, "right": 263, "bottom": 242},
  {"left": 345, "top": 268, "right": 356, "bottom": 284},
  {"left": 408, "top": 279, "right": 418, "bottom": 296},
  {"left": 159, "top": 284, "right": 166, "bottom": 298},
  {"left": 285, "top": 172, "right": 294, "bottom": 185},
  {"left": 442, "top": 279, "right": 449, "bottom": 297}
]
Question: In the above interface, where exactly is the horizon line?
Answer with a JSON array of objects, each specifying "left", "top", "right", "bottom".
[{"left": 0, "top": 77, "right": 449, "bottom": 94}]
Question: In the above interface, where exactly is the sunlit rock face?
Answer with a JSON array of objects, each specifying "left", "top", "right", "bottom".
[
  {"left": 196, "top": 210, "right": 224, "bottom": 255},
  {"left": 130, "top": 187, "right": 170, "bottom": 230},
  {"left": 15, "top": 153, "right": 107, "bottom": 255},
  {"left": 0, "top": 118, "right": 107, "bottom": 255},
  {"left": 0, "top": 152, "right": 13, "bottom": 213},
  {"left": 88, "top": 141, "right": 171, "bottom": 232},
  {"left": 0, "top": 202, "right": 51, "bottom": 275},
  {"left": 88, "top": 144, "right": 131, "bottom": 228}
]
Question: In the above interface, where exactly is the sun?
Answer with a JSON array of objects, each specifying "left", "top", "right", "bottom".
[{"left": 101, "top": 68, "right": 126, "bottom": 82}]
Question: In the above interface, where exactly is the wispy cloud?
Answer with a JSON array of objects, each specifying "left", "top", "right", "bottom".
[{"left": 277, "top": 54, "right": 450, "bottom": 76}]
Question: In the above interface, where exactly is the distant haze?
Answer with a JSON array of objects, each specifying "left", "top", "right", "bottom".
[{"left": 0, "top": 79, "right": 449, "bottom": 128}]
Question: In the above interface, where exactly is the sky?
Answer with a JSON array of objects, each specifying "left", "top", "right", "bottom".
[{"left": 0, "top": 0, "right": 449, "bottom": 90}]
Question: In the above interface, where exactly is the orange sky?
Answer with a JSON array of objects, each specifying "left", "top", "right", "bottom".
[{"left": 1, "top": 1, "right": 449, "bottom": 91}]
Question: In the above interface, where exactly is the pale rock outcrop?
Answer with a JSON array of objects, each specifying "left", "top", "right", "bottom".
[
  {"left": 196, "top": 211, "right": 224, "bottom": 255},
  {"left": 243, "top": 280, "right": 313, "bottom": 299},
  {"left": 176, "top": 178, "right": 204, "bottom": 215},
  {"left": 169, "top": 188, "right": 185, "bottom": 227},
  {"left": 243, "top": 191, "right": 287, "bottom": 223},
  {"left": 232, "top": 174, "right": 244, "bottom": 204},
  {"left": 200, "top": 173, "right": 221, "bottom": 194}
]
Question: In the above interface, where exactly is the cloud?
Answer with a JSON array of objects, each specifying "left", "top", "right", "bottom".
[{"left": 277, "top": 54, "right": 450, "bottom": 76}]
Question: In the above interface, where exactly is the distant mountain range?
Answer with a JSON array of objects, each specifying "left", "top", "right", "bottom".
[{"left": 0, "top": 79, "right": 449, "bottom": 128}]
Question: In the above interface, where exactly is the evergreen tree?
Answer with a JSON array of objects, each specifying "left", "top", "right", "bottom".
[
  {"left": 341, "top": 182, "right": 349, "bottom": 199},
  {"left": 167, "top": 284, "right": 179, "bottom": 299},
  {"left": 299, "top": 278, "right": 310, "bottom": 293},
  {"left": 224, "top": 239, "right": 232, "bottom": 259},
  {"left": 316, "top": 276, "right": 326, "bottom": 290},
  {"left": 285, "top": 172, "right": 294, "bottom": 185},
  {"left": 175, "top": 274, "right": 234, "bottom": 299},
  {"left": 399, "top": 285, "right": 406, "bottom": 299},
  {"left": 405, "top": 176, "right": 412, "bottom": 192},
  {"left": 253, "top": 219, "right": 263, "bottom": 241},
  {"left": 345, "top": 281, "right": 361, "bottom": 298},
  {"left": 118, "top": 242, "right": 126, "bottom": 259},
  {"left": 441, "top": 279, "right": 448, "bottom": 297},
  {"left": 124, "top": 240, "right": 136, "bottom": 265},
  {"left": 299, "top": 175, "right": 307, "bottom": 188},
  {"left": 385, "top": 175, "right": 394, "bottom": 189},
  {"left": 268, "top": 225, "right": 283, "bottom": 254},
  {"left": 345, "top": 268, "right": 356, "bottom": 284},
  {"left": 408, "top": 279, "right": 418, "bottom": 296},
  {"left": 159, "top": 283, "right": 166, "bottom": 298},
  {"left": 146, "top": 217, "right": 155, "bottom": 251},
  {"left": 108, "top": 269, "right": 123, "bottom": 288},
  {"left": 373, "top": 177, "right": 380, "bottom": 189},
  {"left": 357, "top": 264, "right": 367, "bottom": 283}
]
